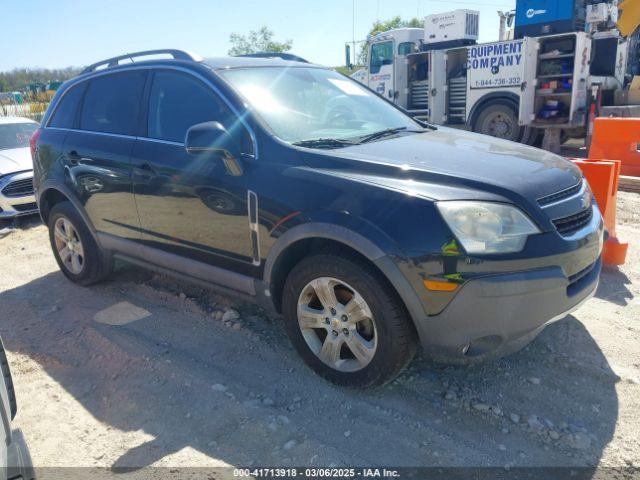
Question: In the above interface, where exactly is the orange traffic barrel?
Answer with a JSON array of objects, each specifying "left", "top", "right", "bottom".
[
  {"left": 570, "top": 158, "right": 628, "bottom": 266},
  {"left": 589, "top": 117, "right": 640, "bottom": 177}
]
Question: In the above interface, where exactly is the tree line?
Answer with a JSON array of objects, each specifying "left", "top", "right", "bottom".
[{"left": 0, "top": 67, "right": 81, "bottom": 93}]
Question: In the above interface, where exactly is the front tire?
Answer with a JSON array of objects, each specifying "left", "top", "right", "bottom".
[
  {"left": 48, "top": 201, "right": 112, "bottom": 286},
  {"left": 282, "top": 253, "right": 417, "bottom": 387},
  {"left": 473, "top": 101, "right": 531, "bottom": 144}
]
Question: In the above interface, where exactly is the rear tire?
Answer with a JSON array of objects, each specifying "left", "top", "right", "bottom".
[
  {"left": 282, "top": 253, "right": 417, "bottom": 388},
  {"left": 48, "top": 201, "right": 113, "bottom": 286},
  {"left": 473, "top": 101, "right": 528, "bottom": 144}
]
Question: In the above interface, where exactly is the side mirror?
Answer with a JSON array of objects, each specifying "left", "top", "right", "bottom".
[
  {"left": 345, "top": 44, "right": 353, "bottom": 71},
  {"left": 185, "top": 121, "right": 243, "bottom": 175},
  {"left": 185, "top": 121, "right": 241, "bottom": 159}
]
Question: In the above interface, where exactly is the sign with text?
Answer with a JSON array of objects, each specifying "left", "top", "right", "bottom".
[{"left": 468, "top": 40, "right": 524, "bottom": 89}]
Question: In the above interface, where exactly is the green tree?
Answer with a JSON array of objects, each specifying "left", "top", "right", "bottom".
[
  {"left": 228, "top": 26, "right": 293, "bottom": 56},
  {"left": 0, "top": 67, "right": 80, "bottom": 93}
]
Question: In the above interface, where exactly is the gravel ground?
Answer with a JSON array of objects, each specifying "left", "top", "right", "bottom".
[{"left": 0, "top": 193, "right": 638, "bottom": 476}]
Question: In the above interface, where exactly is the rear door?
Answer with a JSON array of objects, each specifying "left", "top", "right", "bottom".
[
  {"left": 62, "top": 70, "right": 147, "bottom": 240},
  {"left": 429, "top": 50, "right": 447, "bottom": 123},
  {"left": 569, "top": 32, "right": 591, "bottom": 124},
  {"left": 519, "top": 37, "right": 539, "bottom": 126},
  {"left": 131, "top": 69, "right": 255, "bottom": 272}
]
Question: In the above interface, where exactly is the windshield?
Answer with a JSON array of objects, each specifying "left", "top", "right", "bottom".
[
  {"left": 0, "top": 122, "right": 37, "bottom": 151},
  {"left": 218, "top": 67, "right": 420, "bottom": 145}
]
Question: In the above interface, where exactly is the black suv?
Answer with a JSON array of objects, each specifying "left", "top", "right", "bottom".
[{"left": 32, "top": 50, "right": 604, "bottom": 387}]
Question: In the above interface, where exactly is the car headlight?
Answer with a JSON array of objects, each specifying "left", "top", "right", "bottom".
[{"left": 436, "top": 201, "right": 540, "bottom": 254}]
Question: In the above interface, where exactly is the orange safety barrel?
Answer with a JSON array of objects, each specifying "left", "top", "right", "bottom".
[
  {"left": 570, "top": 158, "right": 628, "bottom": 266},
  {"left": 589, "top": 117, "right": 640, "bottom": 177}
]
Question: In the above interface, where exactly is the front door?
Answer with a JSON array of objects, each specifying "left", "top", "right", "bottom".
[
  {"left": 368, "top": 41, "right": 396, "bottom": 102},
  {"left": 131, "top": 69, "right": 255, "bottom": 273}
]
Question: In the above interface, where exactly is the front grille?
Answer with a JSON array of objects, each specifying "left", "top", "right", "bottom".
[
  {"left": 553, "top": 207, "right": 593, "bottom": 235},
  {"left": 538, "top": 181, "right": 582, "bottom": 207},
  {"left": 14, "top": 202, "right": 38, "bottom": 212},
  {"left": 2, "top": 178, "right": 34, "bottom": 197}
]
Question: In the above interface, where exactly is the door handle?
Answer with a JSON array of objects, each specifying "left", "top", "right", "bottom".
[
  {"left": 67, "top": 150, "right": 92, "bottom": 165},
  {"left": 133, "top": 163, "right": 157, "bottom": 178}
]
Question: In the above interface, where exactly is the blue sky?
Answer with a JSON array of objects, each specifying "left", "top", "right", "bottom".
[{"left": 1, "top": 0, "right": 515, "bottom": 71}]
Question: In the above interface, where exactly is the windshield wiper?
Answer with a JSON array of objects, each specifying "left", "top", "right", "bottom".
[
  {"left": 291, "top": 138, "right": 357, "bottom": 149},
  {"left": 355, "top": 127, "right": 412, "bottom": 144}
]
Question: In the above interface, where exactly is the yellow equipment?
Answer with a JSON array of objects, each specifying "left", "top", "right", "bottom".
[{"left": 618, "top": 0, "right": 640, "bottom": 37}]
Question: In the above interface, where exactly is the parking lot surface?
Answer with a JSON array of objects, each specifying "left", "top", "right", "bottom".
[{"left": 0, "top": 193, "right": 638, "bottom": 472}]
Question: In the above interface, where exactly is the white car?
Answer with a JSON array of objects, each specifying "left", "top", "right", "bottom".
[{"left": 0, "top": 117, "right": 39, "bottom": 220}]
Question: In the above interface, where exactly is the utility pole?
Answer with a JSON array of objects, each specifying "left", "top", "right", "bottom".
[
  {"left": 352, "top": 0, "right": 356, "bottom": 70},
  {"left": 498, "top": 11, "right": 507, "bottom": 41}
]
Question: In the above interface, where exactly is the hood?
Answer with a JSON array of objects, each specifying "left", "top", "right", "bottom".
[
  {"left": 315, "top": 127, "right": 582, "bottom": 202},
  {"left": 0, "top": 147, "right": 33, "bottom": 176}
]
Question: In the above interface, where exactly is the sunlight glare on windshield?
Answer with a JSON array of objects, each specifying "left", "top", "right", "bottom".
[{"left": 237, "top": 84, "right": 286, "bottom": 114}]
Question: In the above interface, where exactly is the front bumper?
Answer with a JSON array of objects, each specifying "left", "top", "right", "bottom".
[
  {"left": 0, "top": 171, "right": 38, "bottom": 219},
  {"left": 418, "top": 258, "right": 601, "bottom": 362},
  {"left": 413, "top": 206, "right": 604, "bottom": 363}
]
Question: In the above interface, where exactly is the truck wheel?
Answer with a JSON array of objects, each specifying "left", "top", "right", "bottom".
[
  {"left": 520, "top": 127, "right": 543, "bottom": 147},
  {"left": 48, "top": 201, "right": 113, "bottom": 286},
  {"left": 282, "top": 253, "right": 417, "bottom": 388},
  {"left": 473, "top": 101, "right": 525, "bottom": 143}
]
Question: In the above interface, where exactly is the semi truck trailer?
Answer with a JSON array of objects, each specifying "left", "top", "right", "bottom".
[{"left": 348, "top": 1, "right": 638, "bottom": 150}]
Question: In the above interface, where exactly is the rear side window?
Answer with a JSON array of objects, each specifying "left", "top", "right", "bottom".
[
  {"left": 398, "top": 42, "right": 415, "bottom": 56},
  {"left": 49, "top": 83, "right": 87, "bottom": 128},
  {"left": 80, "top": 71, "right": 147, "bottom": 135},
  {"left": 147, "top": 71, "right": 236, "bottom": 144}
]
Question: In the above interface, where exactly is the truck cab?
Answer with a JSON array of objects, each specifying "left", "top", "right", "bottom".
[
  {"left": 353, "top": 25, "right": 537, "bottom": 144},
  {"left": 365, "top": 28, "right": 423, "bottom": 105}
]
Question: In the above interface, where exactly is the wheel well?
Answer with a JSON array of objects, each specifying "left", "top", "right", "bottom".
[
  {"left": 270, "top": 238, "right": 403, "bottom": 315},
  {"left": 39, "top": 188, "right": 70, "bottom": 224}
]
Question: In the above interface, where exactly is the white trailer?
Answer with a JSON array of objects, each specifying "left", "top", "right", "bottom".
[{"left": 350, "top": 10, "right": 609, "bottom": 148}]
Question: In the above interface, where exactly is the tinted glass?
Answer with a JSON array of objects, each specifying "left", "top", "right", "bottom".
[
  {"left": 147, "top": 71, "right": 235, "bottom": 144},
  {"left": 0, "top": 123, "right": 38, "bottom": 150},
  {"left": 370, "top": 41, "right": 393, "bottom": 74},
  {"left": 80, "top": 71, "right": 146, "bottom": 135},
  {"left": 49, "top": 82, "right": 87, "bottom": 129}
]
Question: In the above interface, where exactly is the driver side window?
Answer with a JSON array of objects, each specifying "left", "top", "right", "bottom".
[
  {"left": 147, "top": 70, "right": 252, "bottom": 153},
  {"left": 370, "top": 41, "right": 393, "bottom": 74}
]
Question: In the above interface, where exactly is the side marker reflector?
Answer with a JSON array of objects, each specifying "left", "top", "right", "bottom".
[{"left": 423, "top": 279, "right": 459, "bottom": 292}]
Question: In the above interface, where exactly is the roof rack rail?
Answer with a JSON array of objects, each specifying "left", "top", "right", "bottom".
[
  {"left": 81, "top": 49, "right": 203, "bottom": 74},
  {"left": 236, "top": 52, "right": 310, "bottom": 63}
]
